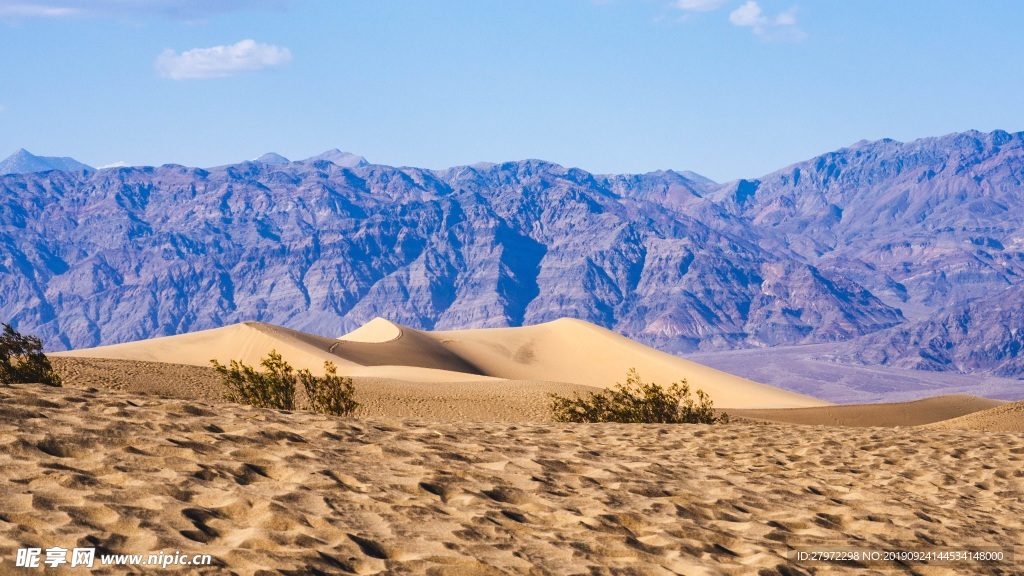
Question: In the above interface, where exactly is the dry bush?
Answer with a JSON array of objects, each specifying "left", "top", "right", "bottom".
[
  {"left": 299, "top": 362, "right": 358, "bottom": 416},
  {"left": 550, "top": 368, "right": 727, "bottom": 424},
  {"left": 212, "top": 351, "right": 358, "bottom": 416},
  {"left": 0, "top": 323, "right": 62, "bottom": 387},
  {"left": 211, "top": 350, "right": 297, "bottom": 410}
]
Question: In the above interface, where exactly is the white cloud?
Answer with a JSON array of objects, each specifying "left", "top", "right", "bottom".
[
  {"left": 0, "top": 4, "right": 81, "bottom": 18},
  {"left": 675, "top": 0, "right": 726, "bottom": 12},
  {"left": 728, "top": 1, "right": 762, "bottom": 26},
  {"left": 774, "top": 10, "right": 797, "bottom": 26},
  {"left": 0, "top": 1, "right": 289, "bottom": 20},
  {"left": 729, "top": 1, "right": 803, "bottom": 41},
  {"left": 99, "top": 160, "right": 129, "bottom": 169},
  {"left": 156, "top": 39, "right": 292, "bottom": 80}
]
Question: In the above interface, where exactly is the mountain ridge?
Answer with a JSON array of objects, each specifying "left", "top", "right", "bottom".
[
  {"left": 1, "top": 130, "right": 1022, "bottom": 386},
  {"left": 0, "top": 148, "right": 94, "bottom": 175}
]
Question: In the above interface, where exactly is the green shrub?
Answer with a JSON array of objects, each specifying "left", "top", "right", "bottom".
[
  {"left": 550, "top": 368, "right": 728, "bottom": 424},
  {"left": 212, "top": 351, "right": 359, "bottom": 416},
  {"left": 0, "top": 323, "right": 62, "bottom": 387},
  {"left": 299, "top": 362, "right": 358, "bottom": 416},
  {"left": 211, "top": 350, "right": 297, "bottom": 410}
]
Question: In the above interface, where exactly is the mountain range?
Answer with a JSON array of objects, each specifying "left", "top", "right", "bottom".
[
  {"left": 1, "top": 130, "right": 1021, "bottom": 389},
  {"left": 0, "top": 149, "right": 95, "bottom": 175}
]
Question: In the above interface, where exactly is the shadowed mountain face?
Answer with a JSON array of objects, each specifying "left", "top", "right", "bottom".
[{"left": 1, "top": 130, "right": 1021, "bottom": 378}]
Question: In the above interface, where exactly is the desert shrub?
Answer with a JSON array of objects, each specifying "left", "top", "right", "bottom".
[
  {"left": 299, "top": 362, "right": 358, "bottom": 416},
  {"left": 211, "top": 350, "right": 297, "bottom": 410},
  {"left": 0, "top": 323, "right": 62, "bottom": 387},
  {"left": 550, "top": 368, "right": 728, "bottom": 424},
  {"left": 212, "top": 352, "right": 359, "bottom": 416}
]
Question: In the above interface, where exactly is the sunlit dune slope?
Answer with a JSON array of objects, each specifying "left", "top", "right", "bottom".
[
  {"left": 924, "top": 399, "right": 1024, "bottom": 432},
  {"left": 729, "top": 394, "right": 1007, "bottom": 427},
  {"left": 426, "top": 318, "right": 827, "bottom": 408},
  {"left": 53, "top": 322, "right": 355, "bottom": 373}
]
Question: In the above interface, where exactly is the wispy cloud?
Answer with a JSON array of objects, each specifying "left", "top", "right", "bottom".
[
  {"left": 675, "top": 0, "right": 727, "bottom": 12},
  {"left": 729, "top": 1, "right": 803, "bottom": 42},
  {"left": 0, "top": 1, "right": 290, "bottom": 20},
  {"left": 156, "top": 39, "right": 292, "bottom": 80},
  {"left": 0, "top": 4, "right": 81, "bottom": 18},
  {"left": 99, "top": 160, "right": 129, "bottom": 169}
]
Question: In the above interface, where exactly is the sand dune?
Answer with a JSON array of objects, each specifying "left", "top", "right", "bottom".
[
  {"left": 2, "top": 382, "right": 1021, "bottom": 575},
  {"left": 54, "top": 317, "right": 828, "bottom": 409},
  {"left": 426, "top": 318, "right": 826, "bottom": 408},
  {"left": 925, "top": 400, "right": 1024, "bottom": 432},
  {"left": 729, "top": 394, "right": 1008, "bottom": 428},
  {"left": 54, "top": 322, "right": 360, "bottom": 374}
]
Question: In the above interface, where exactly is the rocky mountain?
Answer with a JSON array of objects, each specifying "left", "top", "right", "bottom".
[
  {"left": 834, "top": 286, "right": 1024, "bottom": 377},
  {"left": 303, "top": 149, "right": 367, "bottom": 168},
  {"left": 707, "top": 130, "right": 1024, "bottom": 376},
  {"left": 0, "top": 131, "right": 1021, "bottom": 381},
  {"left": 254, "top": 152, "right": 290, "bottom": 166},
  {"left": 0, "top": 155, "right": 901, "bottom": 354},
  {"left": 0, "top": 149, "right": 94, "bottom": 175}
]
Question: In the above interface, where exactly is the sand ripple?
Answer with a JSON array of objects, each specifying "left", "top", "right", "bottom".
[{"left": 1, "top": 383, "right": 1022, "bottom": 575}]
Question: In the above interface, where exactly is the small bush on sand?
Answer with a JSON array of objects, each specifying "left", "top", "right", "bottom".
[
  {"left": 299, "top": 362, "right": 358, "bottom": 416},
  {"left": 212, "top": 351, "right": 358, "bottom": 416},
  {"left": 550, "top": 368, "right": 727, "bottom": 424},
  {"left": 211, "top": 350, "right": 297, "bottom": 410},
  {"left": 0, "top": 323, "right": 62, "bottom": 387}
]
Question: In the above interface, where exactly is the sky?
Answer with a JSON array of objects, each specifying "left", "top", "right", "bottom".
[{"left": 1, "top": 1, "right": 1022, "bottom": 182}]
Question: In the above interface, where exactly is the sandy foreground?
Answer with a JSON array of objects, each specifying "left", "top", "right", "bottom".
[
  {"left": 16, "top": 319, "right": 1024, "bottom": 574},
  {"left": 2, "top": 379, "right": 1023, "bottom": 575}
]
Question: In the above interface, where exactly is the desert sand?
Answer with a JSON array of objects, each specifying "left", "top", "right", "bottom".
[
  {"left": 8, "top": 318, "right": 1021, "bottom": 574},
  {"left": 729, "top": 395, "right": 1008, "bottom": 428},
  {"left": 53, "top": 318, "right": 827, "bottom": 410},
  {"left": 924, "top": 400, "right": 1024, "bottom": 432},
  {"left": 2, "top": 382, "right": 1022, "bottom": 575},
  {"left": 49, "top": 356, "right": 600, "bottom": 422}
]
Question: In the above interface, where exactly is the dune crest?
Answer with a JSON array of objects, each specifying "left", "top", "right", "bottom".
[
  {"left": 338, "top": 317, "right": 403, "bottom": 343},
  {"left": 54, "top": 317, "right": 828, "bottom": 409}
]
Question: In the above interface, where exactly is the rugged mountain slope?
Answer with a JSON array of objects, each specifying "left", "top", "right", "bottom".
[
  {"left": 708, "top": 130, "right": 1024, "bottom": 315},
  {"left": 0, "top": 149, "right": 94, "bottom": 175},
  {"left": 838, "top": 285, "right": 1024, "bottom": 376},
  {"left": 708, "top": 130, "right": 1024, "bottom": 375},
  {"left": 0, "top": 157, "right": 899, "bottom": 353}
]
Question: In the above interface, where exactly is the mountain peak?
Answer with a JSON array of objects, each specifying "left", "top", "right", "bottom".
[
  {"left": 0, "top": 149, "right": 95, "bottom": 176},
  {"left": 255, "top": 152, "right": 291, "bottom": 166},
  {"left": 303, "top": 149, "right": 368, "bottom": 168}
]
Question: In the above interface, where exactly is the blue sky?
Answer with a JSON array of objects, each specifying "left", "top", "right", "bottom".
[{"left": 1, "top": 1, "right": 1022, "bottom": 182}]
